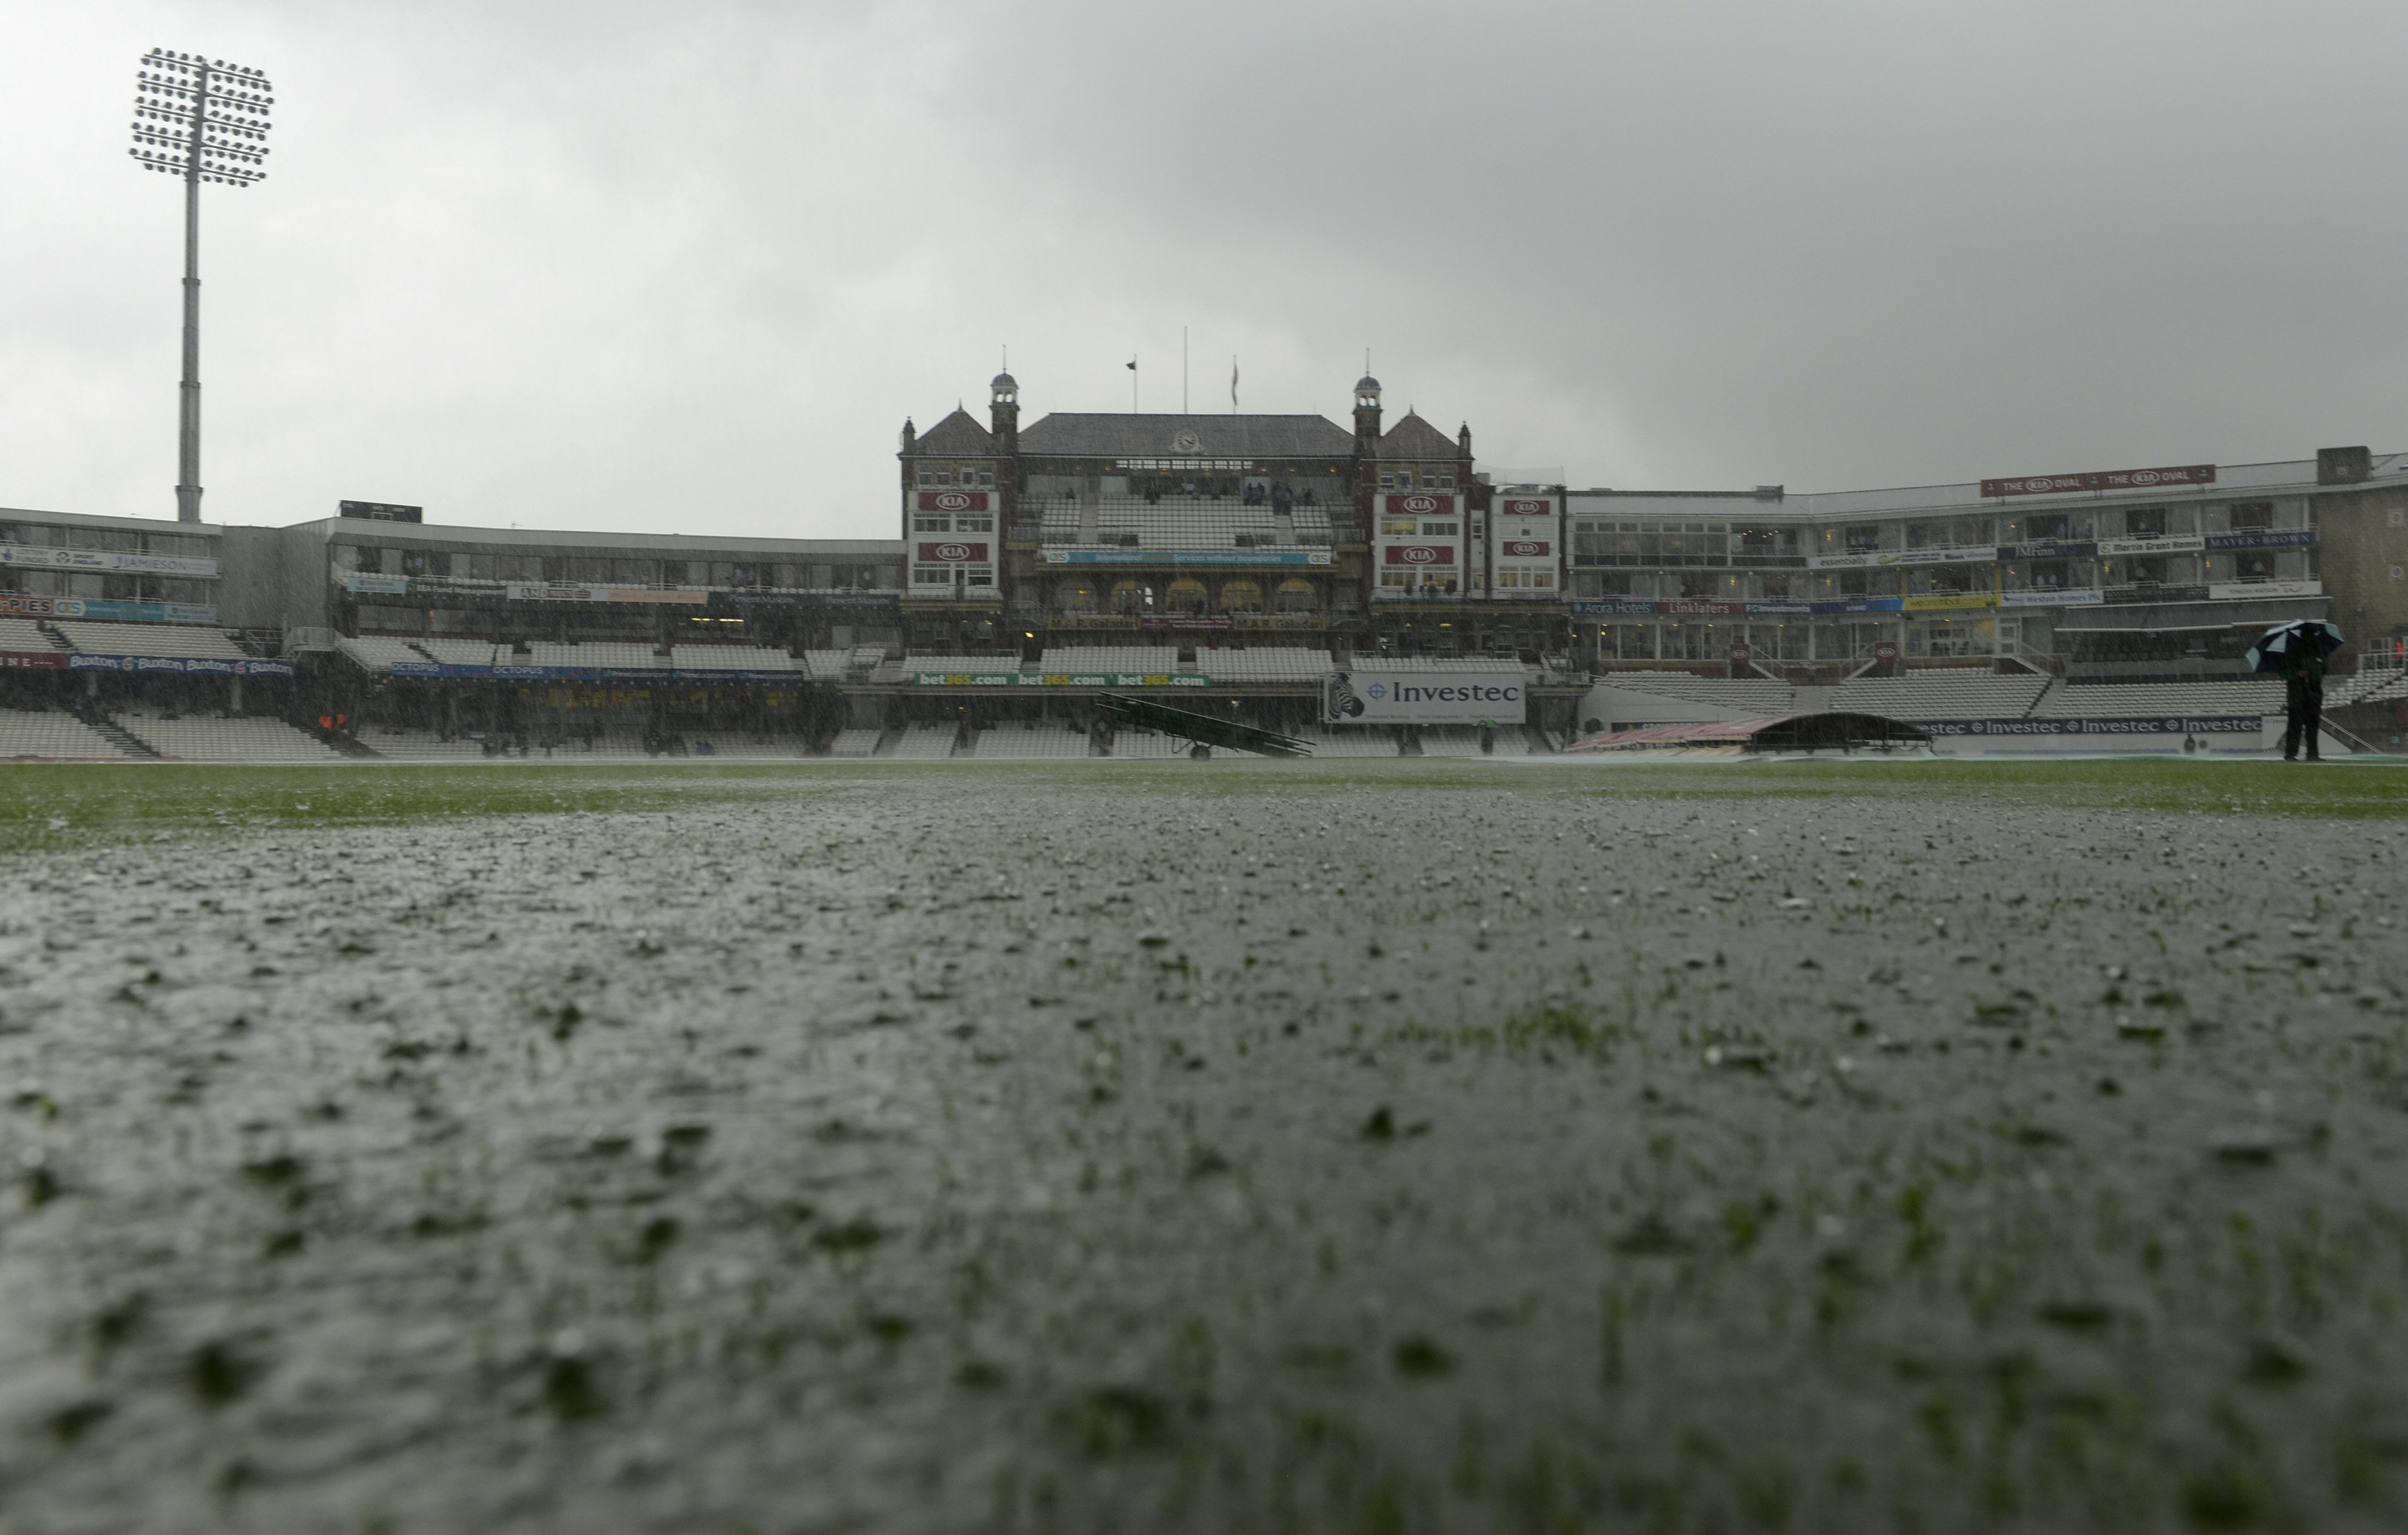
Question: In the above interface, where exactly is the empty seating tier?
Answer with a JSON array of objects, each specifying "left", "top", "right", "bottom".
[
  {"left": 52, "top": 621, "right": 247, "bottom": 659},
  {"left": 2034, "top": 681, "right": 2285, "bottom": 718},
  {"left": 885, "top": 723, "right": 959, "bottom": 759},
  {"left": 1829, "top": 672, "right": 2050, "bottom": 719},
  {"left": 0, "top": 709, "right": 129, "bottom": 760},
  {"left": 971, "top": 725, "right": 1095, "bottom": 759},
  {"left": 1589, "top": 672, "right": 1799, "bottom": 713},
  {"left": 114, "top": 711, "right": 344, "bottom": 762}
]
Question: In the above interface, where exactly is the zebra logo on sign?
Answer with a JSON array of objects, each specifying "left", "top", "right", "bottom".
[
  {"left": 1400, "top": 546, "right": 1437, "bottom": 564},
  {"left": 934, "top": 543, "right": 971, "bottom": 561},
  {"left": 934, "top": 491, "right": 973, "bottom": 511}
]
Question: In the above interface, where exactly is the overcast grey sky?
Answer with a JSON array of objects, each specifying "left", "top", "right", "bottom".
[{"left": 5, "top": 1, "right": 2404, "bottom": 538}]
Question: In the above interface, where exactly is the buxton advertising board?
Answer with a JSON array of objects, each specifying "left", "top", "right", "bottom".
[{"left": 1322, "top": 669, "right": 1525, "bottom": 726}]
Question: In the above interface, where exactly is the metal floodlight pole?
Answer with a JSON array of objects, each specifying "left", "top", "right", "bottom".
[{"left": 129, "top": 47, "right": 274, "bottom": 523}]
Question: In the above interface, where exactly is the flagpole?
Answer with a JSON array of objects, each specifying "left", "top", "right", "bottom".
[{"left": 1183, "top": 327, "right": 1188, "bottom": 415}]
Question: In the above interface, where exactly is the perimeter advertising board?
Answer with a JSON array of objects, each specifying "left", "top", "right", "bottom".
[{"left": 1322, "top": 670, "right": 1525, "bottom": 726}]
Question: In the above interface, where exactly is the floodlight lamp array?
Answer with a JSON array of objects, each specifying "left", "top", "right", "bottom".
[{"left": 129, "top": 47, "right": 274, "bottom": 186}]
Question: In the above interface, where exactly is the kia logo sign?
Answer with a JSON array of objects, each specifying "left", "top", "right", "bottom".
[
  {"left": 916, "top": 541, "right": 985, "bottom": 561},
  {"left": 935, "top": 542, "right": 971, "bottom": 561},
  {"left": 1503, "top": 499, "right": 1550, "bottom": 515},
  {"left": 1502, "top": 540, "right": 1549, "bottom": 557},
  {"left": 916, "top": 489, "right": 988, "bottom": 511},
  {"left": 1401, "top": 546, "right": 1437, "bottom": 564},
  {"left": 2129, "top": 472, "right": 2160, "bottom": 485},
  {"left": 1404, "top": 495, "right": 1437, "bottom": 513}
]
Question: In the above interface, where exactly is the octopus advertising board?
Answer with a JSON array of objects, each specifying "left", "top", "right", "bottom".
[{"left": 1322, "top": 669, "right": 1526, "bottom": 726}]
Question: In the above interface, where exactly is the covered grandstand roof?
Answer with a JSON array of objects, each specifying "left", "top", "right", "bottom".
[
  {"left": 1018, "top": 414, "right": 1356, "bottom": 460},
  {"left": 912, "top": 409, "right": 996, "bottom": 456}
]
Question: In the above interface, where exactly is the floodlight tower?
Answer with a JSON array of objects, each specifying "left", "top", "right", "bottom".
[{"left": 129, "top": 48, "right": 274, "bottom": 523}]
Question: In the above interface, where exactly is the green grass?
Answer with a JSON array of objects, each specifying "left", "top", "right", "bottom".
[{"left": 0, "top": 754, "right": 2402, "bottom": 858}]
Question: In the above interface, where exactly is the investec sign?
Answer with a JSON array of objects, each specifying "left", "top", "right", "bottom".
[{"left": 1322, "top": 669, "right": 1525, "bottom": 725}]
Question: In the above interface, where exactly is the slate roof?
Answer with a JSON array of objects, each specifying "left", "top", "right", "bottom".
[
  {"left": 1377, "top": 411, "right": 1461, "bottom": 461},
  {"left": 1016, "top": 414, "right": 1356, "bottom": 460},
  {"left": 912, "top": 409, "right": 996, "bottom": 457}
]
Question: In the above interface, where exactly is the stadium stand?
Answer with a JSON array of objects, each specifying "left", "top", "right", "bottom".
[
  {"left": 52, "top": 621, "right": 248, "bottom": 659},
  {"left": 2032, "top": 681, "right": 2285, "bottom": 718},
  {"left": 1419, "top": 726, "right": 1544, "bottom": 757},
  {"left": 361, "top": 727, "right": 495, "bottom": 761},
  {"left": 2327, "top": 667, "right": 2408, "bottom": 709},
  {"left": 885, "top": 722, "right": 960, "bottom": 759},
  {"left": 669, "top": 644, "right": 798, "bottom": 672},
  {"left": 971, "top": 723, "right": 1094, "bottom": 759},
  {"left": 0, "top": 709, "right": 129, "bottom": 760},
  {"left": 1197, "top": 647, "right": 1329, "bottom": 683},
  {"left": 410, "top": 638, "right": 513, "bottom": 667},
  {"left": 1829, "top": 672, "right": 2050, "bottom": 719},
  {"left": 1104, "top": 730, "right": 1194, "bottom": 759},
  {"left": 824, "top": 727, "right": 882, "bottom": 758},
  {"left": 335, "top": 635, "right": 427, "bottom": 674},
  {"left": 1588, "top": 671, "right": 1799, "bottom": 713},
  {"left": 114, "top": 709, "right": 345, "bottom": 762},
  {"left": 1307, "top": 727, "right": 1400, "bottom": 758},
  {"left": 0, "top": 619, "right": 65, "bottom": 654},
  {"left": 890, "top": 654, "right": 1022, "bottom": 677},
  {"left": 1040, "top": 646, "right": 1183, "bottom": 674},
  {"left": 527, "top": 641, "right": 664, "bottom": 670},
  {"left": 682, "top": 736, "right": 812, "bottom": 760},
  {"left": 1350, "top": 656, "right": 1537, "bottom": 674}
]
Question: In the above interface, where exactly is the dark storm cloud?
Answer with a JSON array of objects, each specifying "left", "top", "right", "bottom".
[{"left": 3, "top": 1, "right": 2401, "bottom": 536}]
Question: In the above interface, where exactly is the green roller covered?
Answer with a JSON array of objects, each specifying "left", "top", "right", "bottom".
[{"left": 1095, "top": 694, "right": 1313, "bottom": 758}]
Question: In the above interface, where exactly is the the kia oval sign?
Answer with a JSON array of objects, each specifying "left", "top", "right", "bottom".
[
  {"left": 915, "top": 541, "right": 987, "bottom": 562},
  {"left": 1384, "top": 494, "right": 1451, "bottom": 515},
  {"left": 1383, "top": 545, "right": 1456, "bottom": 565},
  {"left": 1500, "top": 540, "right": 1550, "bottom": 557},
  {"left": 1502, "top": 499, "right": 1552, "bottom": 516},
  {"left": 915, "top": 490, "right": 989, "bottom": 512}
]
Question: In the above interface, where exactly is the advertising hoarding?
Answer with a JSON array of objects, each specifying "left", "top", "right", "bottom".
[
  {"left": 0, "top": 594, "right": 219, "bottom": 624},
  {"left": 1980, "top": 464, "right": 2216, "bottom": 498},
  {"left": 914, "top": 541, "right": 989, "bottom": 563},
  {"left": 915, "top": 491, "right": 989, "bottom": 513},
  {"left": 2097, "top": 535, "right": 2205, "bottom": 556},
  {"left": 1809, "top": 546, "right": 1997, "bottom": 570},
  {"left": 0, "top": 544, "right": 218, "bottom": 577},
  {"left": 1043, "top": 549, "right": 1332, "bottom": 567},
  {"left": 1322, "top": 669, "right": 1525, "bottom": 726}
]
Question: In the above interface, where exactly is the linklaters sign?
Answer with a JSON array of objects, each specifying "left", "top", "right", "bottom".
[
  {"left": 1322, "top": 669, "right": 1525, "bottom": 725},
  {"left": 1979, "top": 464, "right": 2215, "bottom": 498}
]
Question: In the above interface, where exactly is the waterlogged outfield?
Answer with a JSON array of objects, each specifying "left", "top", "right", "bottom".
[
  {"left": 0, "top": 756, "right": 2405, "bottom": 1532},
  {"left": 1, "top": 755, "right": 2405, "bottom": 852}
]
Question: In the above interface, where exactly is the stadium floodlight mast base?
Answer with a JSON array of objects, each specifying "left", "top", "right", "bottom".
[{"left": 129, "top": 47, "right": 273, "bottom": 523}]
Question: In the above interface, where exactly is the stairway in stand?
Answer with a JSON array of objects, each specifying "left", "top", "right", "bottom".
[{"left": 90, "top": 717, "right": 162, "bottom": 760}]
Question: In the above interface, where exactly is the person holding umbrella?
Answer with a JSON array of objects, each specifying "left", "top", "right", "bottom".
[{"left": 2246, "top": 619, "right": 2344, "bottom": 762}]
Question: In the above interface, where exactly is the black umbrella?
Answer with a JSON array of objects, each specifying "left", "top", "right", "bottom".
[{"left": 2244, "top": 619, "right": 2343, "bottom": 674}]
